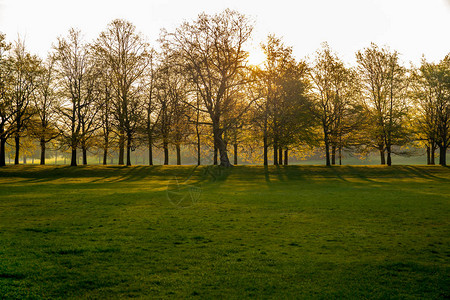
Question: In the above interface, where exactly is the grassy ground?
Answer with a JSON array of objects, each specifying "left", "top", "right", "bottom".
[{"left": 0, "top": 165, "right": 449, "bottom": 299}]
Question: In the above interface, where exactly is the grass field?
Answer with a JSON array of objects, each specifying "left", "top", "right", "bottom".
[{"left": 0, "top": 165, "right": 449, "bottom": 299}]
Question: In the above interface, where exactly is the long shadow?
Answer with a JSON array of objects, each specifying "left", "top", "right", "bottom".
[
  {"left": 280, "top": 165, "right": 338, "bottom": 183},
  {"left": 346, "top": 166, "right": 378, "bottom": 183},
  {"left": 330, "top": 167, "right": 349, "bottom": 182},
  {"left": 402, "top": 165, "right": 450, "bottom": 182},
  {"left": 261, "top": 165, "right": 302, "bottom": 183},
  {"left": 107, "top": 165, "right": 149, "bottom": 183},
  {"left": 197, "top": 165, "right": 232, "bottom": 186}
]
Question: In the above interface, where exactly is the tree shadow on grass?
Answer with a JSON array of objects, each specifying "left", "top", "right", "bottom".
[
  {"left": 401, "top": 165, "right": 450, "bottom": 182},
  {"left": 261, "top": 165, "right": 450, "bottom": 185}
]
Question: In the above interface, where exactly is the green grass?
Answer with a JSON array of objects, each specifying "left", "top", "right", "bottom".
[{"left": 0, "top": 165, "right": 449, "bottom": 299}]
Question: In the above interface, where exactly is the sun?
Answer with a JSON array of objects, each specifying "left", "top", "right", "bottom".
[{"left": 246, "top": 44, "right": 266, "bottom": 67}]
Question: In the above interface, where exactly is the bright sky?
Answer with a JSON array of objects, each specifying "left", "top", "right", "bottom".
[{"left": 0, "top": 0, "right": 449, "bottom": 66}]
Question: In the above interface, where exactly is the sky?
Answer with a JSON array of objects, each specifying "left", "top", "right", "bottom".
[{"left": 0, "top": 0, "right": 449, "bottom": 66}]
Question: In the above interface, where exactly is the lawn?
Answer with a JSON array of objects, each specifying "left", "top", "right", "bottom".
[{"left": 0, "top": 165, "right": 449, "bottom": 299}]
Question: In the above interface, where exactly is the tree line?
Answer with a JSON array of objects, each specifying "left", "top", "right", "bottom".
[{"left": 0, "top": 10, "right": 449, "bottom": 167}]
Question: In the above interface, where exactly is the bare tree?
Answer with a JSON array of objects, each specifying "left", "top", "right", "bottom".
[
  {"left": 152, "top": 54, "right": 188, "bottom": 165},
  {"left": 0, "top": 32, "right": 12, "bottom": 166},
  {"left": 79, "top": 64, "right": 103, "bottom": 165},
  {"left": 53, "top": 28, "right": 93, "bottom": 166},
  {"left": 162, "top": 9, "right": 253, "bottom": 167},
  {"left": 356, "top": 43, "right": 410, "bottom": 166},
  {"left": 256, "top": 35, "right": 311, "bottom": 165},
  {"left": 95, "top": 19, "right": 151, "bottom": 166},
  {"left": 184, "top": 91, "right": 209, "bottom": 166},
  {"left": 412, "top": 55, "right": 450, "bottom": 166},
  {"left": 144, "top": 52, "right": 158, "bottom": 165},
  {"left": 33, "top": 55, "right": 60, "bottom": 164},
  {"left": 310, "top": 43, "right": 362, "bottom": 166},
  {"left": 9, "top": 38, "right": 42, "bottom": 165},
  {"left": 97, "top": 63, "right": 114, "bottom": 165}
]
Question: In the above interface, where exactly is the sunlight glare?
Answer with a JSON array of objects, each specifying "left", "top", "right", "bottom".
[{"left": 246, "top": 45, "right": 266, "bottom": 66}]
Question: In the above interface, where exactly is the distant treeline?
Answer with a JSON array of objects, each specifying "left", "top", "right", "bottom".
[{"left": 0, "top": 9, "right": 449, "bottom": 167}]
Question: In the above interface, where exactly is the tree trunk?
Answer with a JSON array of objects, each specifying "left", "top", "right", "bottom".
[
  {"left": 214, "top": 127, "right": 232, "bottom": 167},
  {"left": 325, "top": 141, "right": 330, "bottom": 166},
  {"left": 118, "top": 129, "right": 125, "bottom": 165},
  {"left": 439, "top": 146, "right": 447, "bottom": 166},
  {"left": 278, "top": 147, "right": 283, "bottom": 165},
  {"left": 40, "top": 138, "right": 46, "bottom": 165},
  {"left": 339, "top": 146, "right": 342, "bottom": 165},
  {"left": 163, "top": 140, "right": 169, "bottom": 165},
  {"left": 273, "top": 137, "right": 278, "bottom": 165},
  {"left": 176, "top": 144, "right": 181, "bottom": 165},
  {"left": 331, "top": 145, "right": 336, "bottom": 165},
  {"left": 380, "top": 148, "right": 385, "bottom": 165},
  {"left": 213, "top": 144, "right": 218, "bottom": 165},
  {"left": 103, "top": 148, "right": 108, "bottom": 165},
  {"left": 263, "top": 130, "right": 268, "bottom": 166},
  {"left": 195, "top": 98, "right": 201, "bottom": 166},
  {"left": 14, "top": 135, "right": 20, "bottom": 165},
  {"left": 23, "top": 155, "right": 26, "bottom": 164},
  {"left": 426, "top": 145, "right": 431, "bottom": 165},
  {"left": 197, "top": 136, "right": 201, "bottom": 166},
  {"left": 273, "top": 145, "right": 278, "bottom": 165},
  {"left": 148, "top": 136, "right": 153, "bottom": 166},
  {"left": 218, "top": 143, "right": 232, "bottom": 166},
  {"left": 126, "top": 146, "right": 131, "bottom": 166},
  {"left": 71, "top": 148, "right": 77, "bottom": 166},
  {"left": 386, "top": 145, "right": 392, "bottom": 166},
  {"left": 324, "top": 129, "right": 330, "bottom": 166},
  {"left": 126, "top": 134, "right": 132, "bottom": 166},
  {"left": 431, "top": 144, "right": 436, "bottom": 165},
  {"left": 284, "top": 149, "right": 288, "bottom": 165},
  {"left": 0, "top": 137, "right": 6, "bottom": 167},
  {"left": 233, "top": 143, "right": 238, "bottom": 165},
  {"left": 103, "top": 134, "right": 109, "bottom": 165},
  {"left": 82, "top": 144, "right": 87, "bottom": 165}
]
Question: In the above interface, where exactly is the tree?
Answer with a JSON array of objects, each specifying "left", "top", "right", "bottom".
[
  {"left": 95, "top": 19, "right": 151, "bottom": 166},
  {"left": 184, "top": 91, "right": 209, "bottom": 166},
  {"left": 53, "top": 28, "right": 92, "bottom": 166},
  {"left": 162, "top": 9, "right": 253, "bottom": 167},
  {"left": 412, "top": 55, "right": 450, "bottom": 165},
  {"left": 144, "top": 52, "right": 158, "bottom": 165},
  {"left": 356, "top": 43, "right": 410, "bottom": 166},
  {"left": 0, "top": 32, "right": 12, "bottom": 166},
  {"left": 9, "top": 38, "right": 42, "bottom": 165},
  {"left": 78, "top": 62, "right": 103, "bottom": 165},
  {"left": 151, "top": 53, "right": 190, "bottom": 165},
  {"left": 153, "top": 59, "right": 176, "bottom": 165},
  {"left": 278, "top": 62, "right": 313, "bottom": 165},
  {"left": 310, "top": 43, "right": 362, "bottom": 166},
  {"left": 192, "top": 93, "right": 204, "bottom": 165},
  {"left": 256, "top": 35, "right": 311, "bottom": 165},
  {"left": 94, "top": 58, "right": 115, "bottom": 165},
  {"left": 171, "top": 95, "right": 190, "bottom": 165},
  {"left": 33, "top": 55, "right": 60, "bottom": 164}
]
